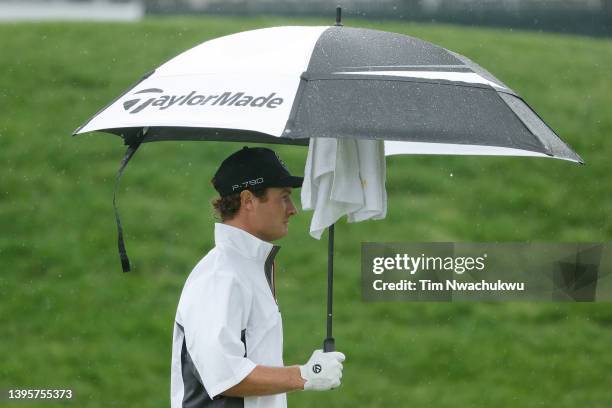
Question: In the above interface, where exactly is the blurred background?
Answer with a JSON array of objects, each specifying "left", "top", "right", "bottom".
[
  {"left": 1, "top": 1, "right": 611, "bottom": 407},
  {"left": 1, "top": 0, "right": 612, "bottom": 36}
]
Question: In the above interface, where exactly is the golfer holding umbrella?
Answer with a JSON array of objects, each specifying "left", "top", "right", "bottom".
[
  {"left": 72, "top": 14, "right": 580, "bottom": 408},
  {"left": 170, "top": 146, "right": 346, "bottom": 408}
]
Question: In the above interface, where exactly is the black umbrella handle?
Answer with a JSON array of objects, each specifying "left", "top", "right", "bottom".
[{"left": 323, "top": 224, "right": 336, "bottom": 352}]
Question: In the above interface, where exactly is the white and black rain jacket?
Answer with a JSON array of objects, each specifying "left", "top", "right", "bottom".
[{"left": 171, "top": 223, "right": 285, "bottom": 408}]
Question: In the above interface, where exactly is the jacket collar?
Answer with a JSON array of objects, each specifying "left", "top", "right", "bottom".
[{"left": 214, "top": 223, "right": 278, "bottom": 261}]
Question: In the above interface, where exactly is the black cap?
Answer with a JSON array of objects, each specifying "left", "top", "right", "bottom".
[{"left": 212, "top": 147, "right": 303, "bottom": 197}]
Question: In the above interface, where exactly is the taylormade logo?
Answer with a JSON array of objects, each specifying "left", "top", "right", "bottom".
[{"left": 122, "top": 88, "right": 284, "bottom": 114}]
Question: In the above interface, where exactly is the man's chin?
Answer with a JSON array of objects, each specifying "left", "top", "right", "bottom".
[{"left": 275, "top": 225, "right": 289, "bottom": 240}]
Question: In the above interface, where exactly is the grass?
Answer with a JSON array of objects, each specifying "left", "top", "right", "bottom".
[{"left": 1, "top": 16, "right": 611, "bottom": 407}]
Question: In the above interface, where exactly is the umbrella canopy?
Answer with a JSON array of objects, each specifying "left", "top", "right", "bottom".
[{"left": 74, "top": 25, "right": 582, "bottom": 163}]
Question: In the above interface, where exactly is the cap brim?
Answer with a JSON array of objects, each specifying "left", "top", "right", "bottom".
[{"left": 274, "top": 175, "right": 303, "bottom": 188}]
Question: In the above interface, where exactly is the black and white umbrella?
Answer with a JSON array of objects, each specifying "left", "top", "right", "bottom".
[
  {"left": 74, "top": 13, "right": 582, "bottom": 351},
  {"left": 74, "top": 21, "right": 581, "bottom": 162}
]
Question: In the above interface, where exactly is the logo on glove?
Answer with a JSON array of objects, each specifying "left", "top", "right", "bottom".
[{"left": 312, "top": 364, "right": 322, "bottom": 374}]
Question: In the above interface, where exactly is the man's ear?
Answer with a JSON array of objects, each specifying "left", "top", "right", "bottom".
[{"left": 240, "top": 190, "right": 254, "bottom": 211}]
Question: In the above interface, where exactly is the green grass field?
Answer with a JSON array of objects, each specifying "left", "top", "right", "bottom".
[{"left": 1, "top": 16, "right": 611, "bottom": 407}]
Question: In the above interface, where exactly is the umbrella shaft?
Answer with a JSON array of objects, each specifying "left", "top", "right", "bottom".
[{"left": 324, "top": 224, "right": 335, "bottom": 352}]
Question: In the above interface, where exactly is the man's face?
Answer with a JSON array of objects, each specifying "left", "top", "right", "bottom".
[{"left": 250, "top": 187, "right": 298, "bottom": 242}]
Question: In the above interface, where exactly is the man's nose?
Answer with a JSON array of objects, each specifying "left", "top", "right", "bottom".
[{"left": 287, "top": 198, "right": 298, "bottom": 216}]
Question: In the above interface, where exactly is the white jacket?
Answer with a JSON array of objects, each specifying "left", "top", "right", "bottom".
[{"left": 171, "top": 223, "right": 285, "bottom": 408}]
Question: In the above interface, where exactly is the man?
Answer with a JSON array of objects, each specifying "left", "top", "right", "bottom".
[{"left": 171, "top": 147, "right": 346, "bottom": 407}]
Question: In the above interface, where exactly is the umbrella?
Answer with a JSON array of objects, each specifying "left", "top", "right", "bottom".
[{"left": 73, "top": 9, "right": 583, "bottom": 351}]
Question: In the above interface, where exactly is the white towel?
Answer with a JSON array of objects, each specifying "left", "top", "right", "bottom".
[{"left": 301, "top": 137, "right": 387, "bottom": 239}]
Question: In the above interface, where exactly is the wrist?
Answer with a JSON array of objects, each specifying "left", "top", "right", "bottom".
[{"left": 289, "top": 365, "right": 306, "bottom": 390}]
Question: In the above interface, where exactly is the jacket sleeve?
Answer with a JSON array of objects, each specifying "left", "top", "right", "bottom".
[{"left": 179, "top": 271, "right": 255, "bottom": 398}]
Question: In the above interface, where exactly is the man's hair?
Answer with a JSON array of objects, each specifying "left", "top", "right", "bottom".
[{"left": 211, "top": 188, "right": 268, "bottom": 222}]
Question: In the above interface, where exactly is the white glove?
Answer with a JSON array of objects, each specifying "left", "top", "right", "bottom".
[{"left": 299, "top": 349, "right": 345, "bottom": 391}]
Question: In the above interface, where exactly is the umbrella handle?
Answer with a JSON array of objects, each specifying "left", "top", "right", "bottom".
[
  {"left": 323, "top": 224, "right": 336, "bottom": 352},
  {"left": 323, "top": 337, "right": 335, "bottom": 352}
]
